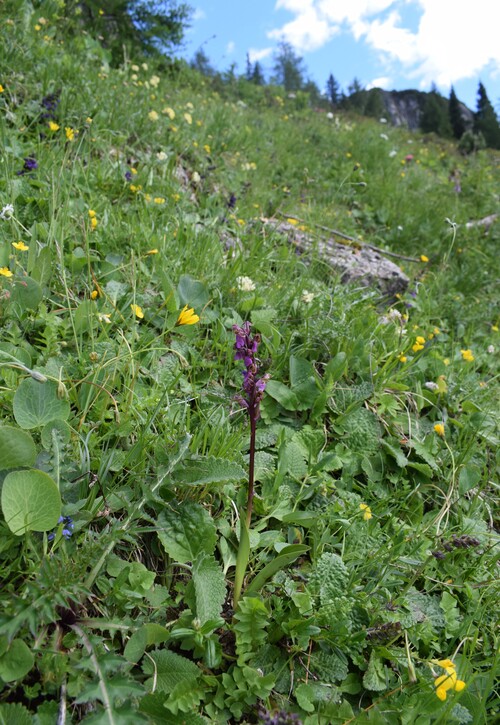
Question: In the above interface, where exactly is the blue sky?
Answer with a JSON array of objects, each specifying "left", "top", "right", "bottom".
[{"left": 180, "top": 0, "right": 500, "bottom": 111}]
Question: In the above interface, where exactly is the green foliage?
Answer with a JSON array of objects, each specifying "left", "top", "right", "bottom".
[{"left": 0, "top": 3, "right": 498, "bottom": 721}]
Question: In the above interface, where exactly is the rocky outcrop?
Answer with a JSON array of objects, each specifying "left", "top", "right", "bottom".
[
  {"left": 379, "top": 89, "right": 474, "bottom": 131},
  {"left": 264, "top": 220, "right": 409, "bottom": 299}
]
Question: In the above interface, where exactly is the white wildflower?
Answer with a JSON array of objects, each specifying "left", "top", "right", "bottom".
[
  {"left": 389, "top": 149, "right": 397, "bottom": 158},
  {"left": 0, "top": 204, "right": 14, "bottom": 220},
  {"left": 236, "top": 276, "right": 256, "bottom": 292},
  {"left": 380, "top": 133, "right": 389, "bottom": 141},
  {"left": 156, "top": 151, "right": 168, "bottom": 162},
  {"left": 301, "top": 290, "right": 315, "bottom": 303},
  {"left": 425, "top": 382, "right": 439, "bottom": 391},
  {"left": 487, "top": 345, "right": 495, "bottom": 354}
]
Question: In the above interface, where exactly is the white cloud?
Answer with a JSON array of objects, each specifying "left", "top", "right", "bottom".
[
  {"left": 367, "top": 76, "right": 392, "bottom": 90},
  {"left": 268, "top": 5, "right": 338, "bottom": 51},
  {"left": 248, "top": 47, "right": 274, "bottom": 63},
  {"left": 271, "top": 0, "right": 500, "bottom": 89},
  {"left": 192, "top": 8, "right": 206, "bottom": 22},
  {"left": 226, "top": 41, "right": 235, "bottom": 54}
]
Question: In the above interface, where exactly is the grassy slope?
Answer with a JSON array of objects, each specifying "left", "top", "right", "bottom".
[{"left": 0, "top": 2, "right": 499, "bottom": 723}]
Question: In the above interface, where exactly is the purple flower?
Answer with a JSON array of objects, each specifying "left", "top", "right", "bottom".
[
  {"left": 233, "top": 322, "right": 270, "bottom": 419},
  {"left": 48, "top": 515, "right": 74, "bottom": 541},
  {"left": 17, "top": 157, "right": 38, "bottom": 175},
  {"left": 125, "top": 170, "right": 132, "bottom": 181}
]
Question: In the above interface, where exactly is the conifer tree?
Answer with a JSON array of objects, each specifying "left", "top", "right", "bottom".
[
  {"left": 326, "top": 73, "right": 340, "bottom": 106},
  {"left": 474, "top": 82, "right": 500, "bottom": 149},
  {"left": 271, "top": 40, "right": 306, "bottom": 91},
  {"left": 448, "top": 86, "right": 466, "bottom": 139},
  {"left": 420, "top": 89, "right": 452, "bottom": 137},
  {"left": 251, "top": 61, "right": 265, "bottom": 86}
]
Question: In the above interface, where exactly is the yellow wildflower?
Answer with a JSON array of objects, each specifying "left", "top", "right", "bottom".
[
  {"left": 434, "top": 423, "right": 445, "bottom": 437},
  {"left": 0, "top": 84, "right": 4, "bottom": 93},
  {"left": 131, "top": 304, "right": 144, "bottom": 319},
  {"left": 420, "top": 254, "right": 429, "bottom": 262},
  {"left": 65, "top": 127, "right": 77, "bottom": 141},
  {"left": 433, "top": 661, "right": 466, "bottom": 701},
  {"left": 176, "top": 305, "right": 199, "bottom": 326},
  {"left": 398, "top": 354, "right": 407, "bottom": 363},
  {"left": 0, "top": 267, "right": 13, "bottom": 277},
  {"left": 146, "top": 248, "right": 158, "bottom": 255},
  {"left": 88, "top": 209, "right": 96, "bottom": 218},
  {"left": 412, "top": 343, "right": 424, "bottom": 353},
  {"left": 153, "top": 197, "right": 165, "bottom": 204},
  {"left": 461, "top": 349, "right": 474, "bottom": 362},
  {"left": 359, "top": 503, "right": 372, "bottom": 521},
  {"left": 48, "top": 121, "right": 59, "bottom": 131},
  {"left": 148, "top": 110, "right": 159, "bottom": 122},
  {"left": 183, "top": 112, "right": 192, "bottom": 125},
  {"left": 286, "top": 218, "right": 299, "bottom": 226},
  {"left": 90, "top": 290, "right": 98, "bottom": 300},
  {"left": 162, "top": 107, "right": 175, "bottom": 119},
  {"left": 203, "top": 144, "right": 211, "bottom": 154},
  {"left": 12, "top": 241, "right": 29, "bottom": 251},
  {"left": 491, "top": 324, "right": 498, "bottom": 332},
  {"left": 416, "top": 336, "right": 426, "bottom": 344},
  {"left": 98, "top": 313, "right": 112, "bottom": 325},
  {"left": 433, "top": 327, "right": 440, "bottom": 335}
]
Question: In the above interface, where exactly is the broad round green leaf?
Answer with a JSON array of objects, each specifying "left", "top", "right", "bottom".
[
  {"left": 0, "top": 426, "right": 37, "bottom": 470},
  {"left": 0, "top": 639, "right": 34, "bottom": 682},
  {"left": 13, "top": 379, "right": 70, "bottom": 429},
  {"left": 41, "top": 419, "right": 71, "bottom": 450},
  {"left": 10, "top": 276, "right": 43, "bottom": 313},
  {"left": 1, "top": 469, "right": 61, "bottom": 536}
]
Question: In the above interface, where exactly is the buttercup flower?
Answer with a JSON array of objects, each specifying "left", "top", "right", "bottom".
[
  {"left": 0, "top": 267, "right": 13, "bottom": 277},
  {"left": 90, "top": 290, "right": 99, "bottom": 300},
  {"left": 148, "top": 110, "right": 159, "bottom": 122},
  {"left": 65, "top": 127, "right": 77, "bottom": 141},
  {"left": 420, "top": 254, "right": 429, "bottom": 262},
  {"left": 153, "top": 197, "right": 165, "bottom": 204},
  {"left": 131, "top": 304, "right": 144, "bottom": 319},
  {"left": 237, "top": 276, "right": 256, "bottom": 292},
  {"left": 460, "top": 349, "right": 474, "bottom": 362},
  {"left": 176, "top": 305, "right": 200, "bottom": 326},
  {"left": 398, "top": 354, "right": 407, "bottom": 363},
  {"left": 48, "top": 121, "right": 60, "bottom": 131},
  {"left": 12, "top": 241, "right": 29, "bottom": 251},
  {"left": 359, "top": 503, "right": 372, "bottom": 520},
  {"left": 434, "top": 423, "right": 445, "bottom": 437}
]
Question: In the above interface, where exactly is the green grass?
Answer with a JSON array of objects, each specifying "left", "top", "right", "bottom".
[{"left": 0, "top": 3, "right": 499, "bottom": 723}]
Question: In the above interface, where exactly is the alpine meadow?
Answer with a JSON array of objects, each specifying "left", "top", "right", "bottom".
[{"left": 0, "top": 2, "right": 499, "bottom": 724}]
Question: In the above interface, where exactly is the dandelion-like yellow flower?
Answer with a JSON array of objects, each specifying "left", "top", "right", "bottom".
[
  {"left": 461, "top": 349, "right": 474, "bottom": 362},
  {"left": 90, "top": 290, "right": 99, "bottom": 300},
  {"left": 153, "top": 197, "right": 165, "bottom": 204},
  {"left": 48, "top": 121, "right": 60, "bottom": 131},
  {"left": 420, "top": 254, "right": 429, "bottom": 262},
  {"left": 88, "top": 209, "right": 96, "bottom": 218},
  {"left": 176, "top": 305, "right": 199, "bottom": 326},
  {"left": 65, "top": 127, "right": 77, "bottom": 141},
  {"left": 183, "top": 112, "right": 192, "bottom": 125},
  {"left": 0, "top": 84, "right": 4, "bottom": 93},
  {"left": 146, "top": 249, "right": 158, "bottom": 255},
  {"left": 359, "top": 503, "right": 372, "bottom": 520},
  {"left": 12, "top": 241, "right": 29, "bottom": 251},
  {"left": 412, "top": 343, "right": 424, "bottom": 352},
  {"left": 434, "top": 423, "right": 445, "bottom": 437},
  {"left": 203, "top": 144, "right": 211, "bottom": 154},
  {"left": 148, "top": 110, "right": 159, "bottom": 122},
  {"left": 398, "top": 354, "right": 407, "bottom": 363},
  {"left": 0, "top": 267, "right": 13, "bottom": 277},
  {"left": 131, "top": 304, "right": 144, "bottom": 319},
  {"left": 416, "top": 336, "right": 426, "bottom": 344}
]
